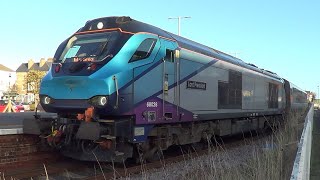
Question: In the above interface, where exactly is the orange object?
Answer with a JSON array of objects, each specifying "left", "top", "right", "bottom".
[
  {"left": 85, "top": 106, "right": 95, "bottom": 122},
  {"left": 77, "top": 106, "right": 95, "bottom": 121},
  {"left": 99, "top": 140, "right": 112, "bottom": 150},
  {"left": 77, "top": 113, "right": 85, "bottom": 120},
  {"left": 47, "top": 130, "right": 63, "bottom": 144}
]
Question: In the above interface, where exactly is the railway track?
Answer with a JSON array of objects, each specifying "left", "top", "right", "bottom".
[{"left": 1, "top": 130, "right": 271, "bottom": 180}]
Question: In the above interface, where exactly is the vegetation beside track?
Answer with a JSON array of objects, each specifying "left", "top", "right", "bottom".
[
  {"left": 122, "top": 110, "right": 308, "bottom": 180},
  {"left": 0, "top": 108, "right": 309, "bottom": 180}
]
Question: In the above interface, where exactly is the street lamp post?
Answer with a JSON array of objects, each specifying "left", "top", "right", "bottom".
[
  {"left": 8, "top": 73, "right": 11, "bottom": 92},
  {"left": 168, "top": 16, "right": 191, "bottom": 36},
  {"left": 6, "top": 73, "right": 13, "bottom": 112},
  {"left": 317, "top": 86, "right": 319, "bottom": 103},
  {"left": 8, "top": 73, "right": 11, "bottom": 99}
]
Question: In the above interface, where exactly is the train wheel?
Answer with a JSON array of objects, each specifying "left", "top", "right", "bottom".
[
  {"left": 211, "top": 134, "right": 223, "bottom": 147},
  {"left": 133, "top": 142, "right": 163, "bottom": 163},
  {"left": 144, "top": 146, "right": 163, "bottom": 162},
  {"left": 191, "top": 142, "right": 204, "bottom": 152},
  {"left": 132, "top": 144, "right": 145, "bottom": 164},
  {"left": 81, "top": 140, "right": 98, "bottom": 154},
  {"left": 261, "top": 121, "right": 271, "bottom": 135}
]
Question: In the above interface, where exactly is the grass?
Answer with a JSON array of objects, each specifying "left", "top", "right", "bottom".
[
  {"left": 124, "top": 109, "right": 308, "bottom": 180},
  {"left": 0, "top": 109, "right": 308, "bottom": 180}
]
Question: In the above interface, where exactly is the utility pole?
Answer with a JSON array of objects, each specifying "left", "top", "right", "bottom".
[
  {"left": 317, "top": 86, "right": 320, "bottom": 104},
  {"left": 168, "top": 16, "right": 191, "bottom": 36},
  {"left": 3, "top": 73, "right": 15, "bottom": 113},
  {"left": 8, "top": 73, "right": 11, "bottom": 92}
]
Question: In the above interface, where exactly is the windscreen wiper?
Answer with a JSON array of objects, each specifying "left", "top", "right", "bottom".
[{"left": 97, "top": 41, "right": 109, "bottom": 58}]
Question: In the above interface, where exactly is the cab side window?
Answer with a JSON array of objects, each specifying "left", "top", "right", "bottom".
[{"left": 129, "top": 38, "right": 157, "bottom": 62}]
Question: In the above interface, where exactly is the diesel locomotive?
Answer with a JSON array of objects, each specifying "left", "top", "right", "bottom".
[{"left": 24, "top": 16, "right": 308, "bottom": 162}]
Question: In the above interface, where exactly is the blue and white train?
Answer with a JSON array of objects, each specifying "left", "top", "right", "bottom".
[{"left": 24, "top": 16, "right": 308, "bottom": 162}]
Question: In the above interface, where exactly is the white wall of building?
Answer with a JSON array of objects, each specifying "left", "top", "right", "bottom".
[{"left": 0, "top": 70, "right": 16, "bottom": 99}]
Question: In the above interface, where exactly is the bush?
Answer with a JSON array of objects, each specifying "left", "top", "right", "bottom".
[{"left": 29, "top": 103, "right": 35, "bottom": 111}]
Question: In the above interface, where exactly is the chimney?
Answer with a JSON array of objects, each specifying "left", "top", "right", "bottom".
[
  {"left": 28, "top": 59, "right": 34, "bottom": 69},
  {"left": 39, "top": 58, "right": 46, "bottom": 67},
  {"left": 47, "top": 58, "right": 53, "bottom": 62}
]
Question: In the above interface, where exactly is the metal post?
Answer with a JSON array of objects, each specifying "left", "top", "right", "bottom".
[
  {"left": 8, "top": 73, "right": 11, "bottom": 93},
  {"left": 168, "top": 16, "right": 191, "bottom": 36},
  {"left": 317, "top": 86, "right": 320, "bottom": 104}
]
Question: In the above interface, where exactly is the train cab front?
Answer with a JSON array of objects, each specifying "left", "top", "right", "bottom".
[
  {"left": 39, "top": 19, "right": 130, "bottom": 116},
  {"left": 36, "top": 16, "right": 164, "bottom": 162}
]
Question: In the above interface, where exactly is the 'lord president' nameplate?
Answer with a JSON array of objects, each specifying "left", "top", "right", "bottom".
[{"left": 186, "top": 81, "right": 206, "bottom": 90}]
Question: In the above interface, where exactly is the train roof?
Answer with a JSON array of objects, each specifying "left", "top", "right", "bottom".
[{"left": 79, "top": 16, "right": 281, "bottom": 80}]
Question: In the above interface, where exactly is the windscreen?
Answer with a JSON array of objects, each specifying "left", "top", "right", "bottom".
[{"left": 58, "top": 31, "right": 119, "bottom": 63}]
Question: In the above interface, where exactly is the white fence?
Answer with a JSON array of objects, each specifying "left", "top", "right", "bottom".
[
  {"left": 0, "top": 128, "right": 23, "bottom": 135},
  {"left": 291, "top": 105, "right": 314, "bottom": 180}
]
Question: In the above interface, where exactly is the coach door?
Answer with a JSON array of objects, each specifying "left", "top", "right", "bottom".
[{"left": 162, "top": 45, "right": 180, "bottom": 121}]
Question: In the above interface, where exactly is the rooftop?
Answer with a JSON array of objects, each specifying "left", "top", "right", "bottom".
[
  {"left": 0, "top": 64, "right": 14, "bottom": 72},
  {"left": 16, "top": 58, "right": 53, "bottom": 72}
]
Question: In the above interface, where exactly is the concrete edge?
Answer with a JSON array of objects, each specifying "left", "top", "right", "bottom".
[{"left": 0, "top": 128, "right": 23, "bottom": 135}]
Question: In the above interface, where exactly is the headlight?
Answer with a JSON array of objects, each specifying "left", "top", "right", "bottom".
[
  {"left": 43, "top": 96, "right": 51, "bottom": 105},
  {"left": 89, "top": 96, "right": 108, "bottom": 107},
  {"left": 99, "top": 96, "right": 107, "bottom": 106}
]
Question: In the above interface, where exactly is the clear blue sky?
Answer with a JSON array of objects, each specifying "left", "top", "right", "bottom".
[{"left": 1, "top": 0, "right": 319, "bottom": 93}]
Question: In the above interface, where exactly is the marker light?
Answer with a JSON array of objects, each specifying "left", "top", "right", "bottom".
[{"left": 97, "top": 22, "right": 104, "bottom": 29}]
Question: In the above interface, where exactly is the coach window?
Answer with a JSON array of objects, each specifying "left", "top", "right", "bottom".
[{"left": 129, "top": 38, "right": 157, "bottom": 62}]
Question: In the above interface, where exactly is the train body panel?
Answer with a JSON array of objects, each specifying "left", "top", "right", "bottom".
[
  {"left": 288, "top": 81, "right": 308, "bottom": 111},
  {"left": 26, "top": 16, "right": 309, "bottom": 162}
]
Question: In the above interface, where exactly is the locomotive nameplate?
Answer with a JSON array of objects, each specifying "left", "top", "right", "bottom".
[{"left": 186, "top": 80, "right": 206, "bottom": 90}]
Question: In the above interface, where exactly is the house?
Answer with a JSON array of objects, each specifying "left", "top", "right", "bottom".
[
  {"left": 15, "top": 58, "right": 53, "bottom": 102},
  {"left": 0, "top": 64, "right": 16, "bottom": 99}
]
